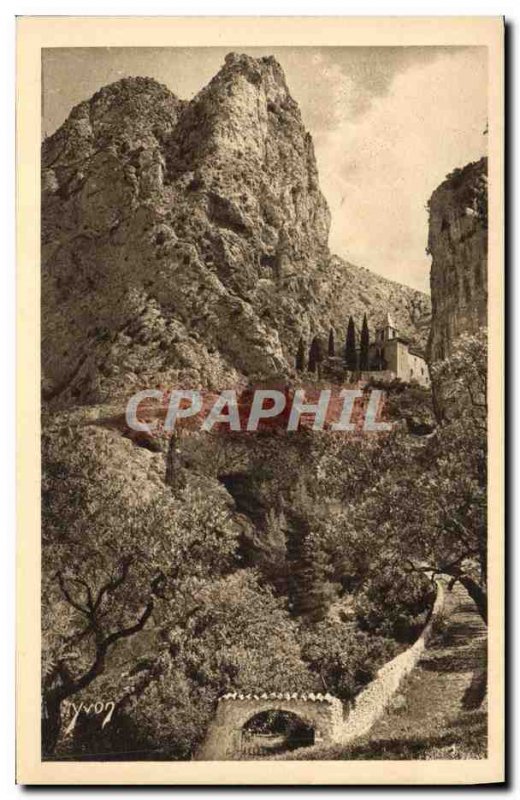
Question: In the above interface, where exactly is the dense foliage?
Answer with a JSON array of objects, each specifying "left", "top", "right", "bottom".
[{"left": 42, "top": 331, "right": 486, "bottom": 758}]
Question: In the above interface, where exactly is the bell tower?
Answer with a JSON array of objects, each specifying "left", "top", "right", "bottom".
[{"left": 376, "top": 312, "right": 398, "bottom": 344}]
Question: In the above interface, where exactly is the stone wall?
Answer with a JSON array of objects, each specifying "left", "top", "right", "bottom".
[
  {"left": 357, "top": 369, "right": 397, "bottom": 384},
  {"left": 358, "top": 365, "right": 429, "bottom": 387},
  {"left": 335, "top": 579, "right": 445, "bottom": 743},
  {"left": 407, "top": 350, "right": 430, "bottom": 386}
]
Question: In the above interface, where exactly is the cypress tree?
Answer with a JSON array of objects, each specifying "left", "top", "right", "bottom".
[
  {"left": 296, "top": 337, "right": 306, "bottom": 372},
  {"left": 285, "top": 510, "right": 333, "bottom": 622},
  {"left": 359, "top": 313, "right": 370, "bottom": 370},
  {"left": 308, "top": 336, "right": 322, "bottom": 374},
  {"left": 345, "top": 316, "right": 358, "bottom": 371},
  {"left": 328, "top": 327, "right": 335, "bottom": 357}
]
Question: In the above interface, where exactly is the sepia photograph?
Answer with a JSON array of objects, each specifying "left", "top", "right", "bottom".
[{"left": 15, "top": 15, "right": 504, "bottom": 785}]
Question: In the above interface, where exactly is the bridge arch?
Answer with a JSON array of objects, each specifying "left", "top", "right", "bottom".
[
  {"left": 241, "top": 709, "right": 315, "bottom": 756},
  {"left": 196, "top": 693, "right": 344, "bottom": 760}
]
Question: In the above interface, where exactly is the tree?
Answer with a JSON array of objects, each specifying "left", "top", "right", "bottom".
[
  {"left": 295, "top": 337, "right": 306, "bottom": 372},
  {"left": 42, "top": 565, "right": 160, "bottom": 758},
  {"left": 354, "top": 564, "right": 436, "bottom": 642},
  {"left": 302, "top": 332, "right": 487, "bottom": 634},
  {"left": 345, "top": 316, "right": 357, "bottom": 371},
  {"left": 430, "top": 330, "right": 487, "bottom": 426},
  {"left": 166, "top": 430, "right": 187, "bottom": 488},
  {"left": 285, "top": 502, "right": 339, "bottom": 622},
  {"left": 41, "top": 425, "right": 239, "bottom": 756},
  {"left": 308, "top": 336, "right": 323, "bottom": 374},
  {"left": 359, "top": 314, "right": 370, "bottom": 371},
  {"left": 328, "top": 328, "right": 335, "bottom": 358},
  {"left": 346, "top": 332, "right": 488, "bottom": 625},
  {"left": 65, "top": 570, "right": 316, "bottom": 761},
  {"left": 300, "top": 621, "right": 397, "bottom": 702},
  {"left": 167, "top": 571, "right": 312, "bottom": 697}
]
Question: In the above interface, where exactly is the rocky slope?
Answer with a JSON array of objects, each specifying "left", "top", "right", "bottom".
[
  {"left": 42, "top": 53, "right": 430, "bottom": 407},
  {"left": 427, "top": 157, "right": 487, "bottom": 363}
]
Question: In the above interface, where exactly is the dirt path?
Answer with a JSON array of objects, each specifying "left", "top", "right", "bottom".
[{"left": 280, "top": 581, "right": 488, "bottom": 760}]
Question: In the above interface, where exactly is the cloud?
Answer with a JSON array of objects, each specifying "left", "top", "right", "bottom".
[
  {"left": 314, "top": 48, "right": 488, "bottom": 292},
  {"left": 285, "top": 46, "right": 485, "bottom": 134}
]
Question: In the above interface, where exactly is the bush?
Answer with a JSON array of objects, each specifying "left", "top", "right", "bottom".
[
  {"left": 300, "top": 619, "right": 398, "bottom": 703},
  {"left": 354, "top": 567, "right": 435, "bottom": 643}
]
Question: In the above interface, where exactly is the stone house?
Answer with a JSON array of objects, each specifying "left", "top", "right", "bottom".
[{"left": 367, "top": 313, "right": 430, "bottom": 386}]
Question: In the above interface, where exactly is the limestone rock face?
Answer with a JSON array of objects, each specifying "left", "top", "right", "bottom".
[
  {"left": 427, "top": 157, "right": 488, "bottom": 363},
  {"left": 42, "top": 54, "right": 430, "bottom": 407}
]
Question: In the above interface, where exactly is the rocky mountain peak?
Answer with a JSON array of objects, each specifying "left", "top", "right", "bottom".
[
  {"left": 216, "top": 52, "right": 296, "bottom": 105},
  {"left": 41, "top": 53, "right": 430, "bottom": 407},
  {"left": 43, "top": 76, "right": 185, "bottom": 169}
]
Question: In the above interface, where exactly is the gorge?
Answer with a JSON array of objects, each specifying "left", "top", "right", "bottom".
[{"left": 41, "top": 52, "right": 488, "bottom": 762}]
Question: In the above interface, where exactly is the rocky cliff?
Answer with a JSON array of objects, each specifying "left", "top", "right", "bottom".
[
  {"left": 427, "top": 157, "right": 487, "bottom": 363},
  {"left": 42, "top": 53, "right": 430, "bottom": 407}
]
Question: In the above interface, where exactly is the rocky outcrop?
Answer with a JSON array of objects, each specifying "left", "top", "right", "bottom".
[
  {"left": 427, "top": 158, "right": 487, "bottom": 364},
  {"left": 42, "top": 53, "right": 430, "bottom": 407}
]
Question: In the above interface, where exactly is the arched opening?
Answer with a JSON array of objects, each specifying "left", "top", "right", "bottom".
[{"left": 239, "top": 710, "right": 315, "bottom": 757}]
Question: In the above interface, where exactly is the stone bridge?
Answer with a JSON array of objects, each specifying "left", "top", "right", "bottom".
[
  {"left": 195, "top": 692, "right": 344, "bottom": 760},
  {"left": 196, "top": 582, "right": 445, "bottom": 760}
]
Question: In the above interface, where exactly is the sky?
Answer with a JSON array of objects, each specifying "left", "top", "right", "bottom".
[{"left": 42, "top": 46, "right": 488, "bottom": 294}]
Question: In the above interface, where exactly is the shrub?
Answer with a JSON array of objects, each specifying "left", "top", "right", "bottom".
[
  {"left": 354, "top": 567, "right": 435, "bottom": 643},
  {"left": 300, "top": 620, "right": 398, "bottom": 703}
]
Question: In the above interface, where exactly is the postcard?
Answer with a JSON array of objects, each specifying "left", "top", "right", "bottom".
[{"left": 16, "top": 15, "right": 504, "bottom": 785}]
